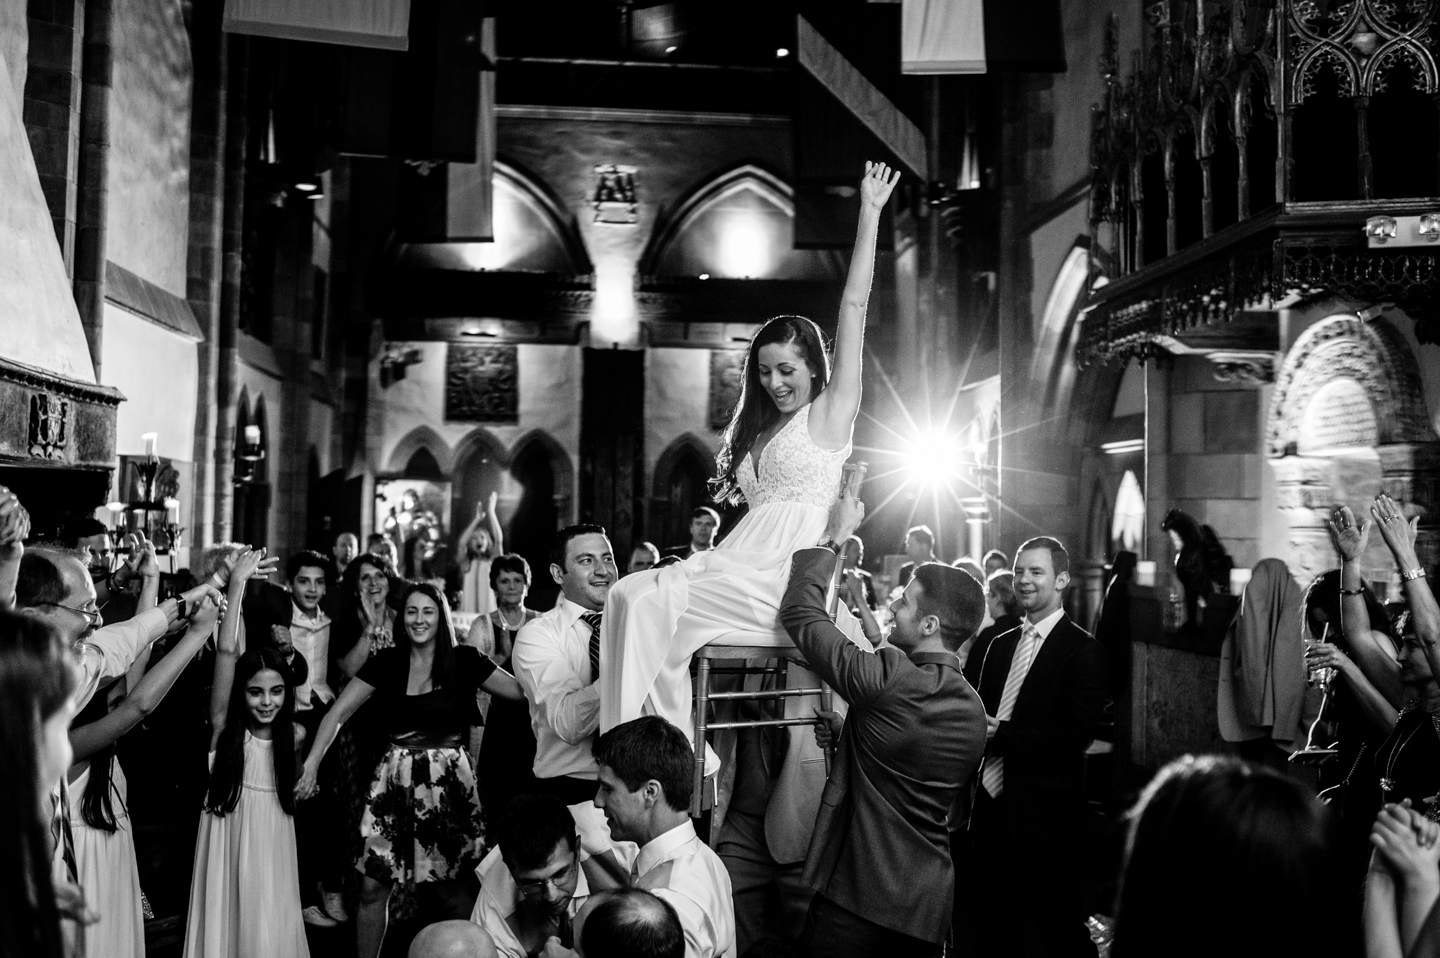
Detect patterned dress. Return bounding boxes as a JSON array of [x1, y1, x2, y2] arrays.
[[599, 402, 864, 735], [355, 645, 496, 889]]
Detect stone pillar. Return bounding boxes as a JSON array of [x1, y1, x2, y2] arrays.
[[1270, 455, 1336, 583], [73, 0, 113, 377], [22, 0, 86, 271], [1378, 442, 1440, 575], [185, 0, 228, 551], [214, 37, 248, 543]]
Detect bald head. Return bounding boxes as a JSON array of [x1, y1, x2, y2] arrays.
[[17, 549, 97, 644], [408, 921, 497, 958], [581, 888, 685, 958]]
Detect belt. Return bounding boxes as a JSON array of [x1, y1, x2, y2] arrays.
[[388, 730, 466, 750]]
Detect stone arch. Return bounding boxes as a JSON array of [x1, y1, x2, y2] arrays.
[[1267, 314, 1435, 457], [494, 159, 592, 273], [651, 433, 717, 547], [508, 428, 576, 524], [641, 163, 842, 280], [386, 424, 455, 476]]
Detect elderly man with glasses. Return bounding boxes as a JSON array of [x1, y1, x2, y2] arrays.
[[0, 488, 240, 711]]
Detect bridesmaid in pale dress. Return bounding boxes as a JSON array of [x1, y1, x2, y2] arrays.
[[599, 161, 900, 738], [183, 548, 308, 958], [69, 590, 221, 958]]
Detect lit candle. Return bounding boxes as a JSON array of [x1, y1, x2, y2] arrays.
[[1136, 561, 1157, 587], [164, 498, 180, 525], [142, 432, 158, 459], [244, 425, 261, 447], [105, 501, 124, 515]]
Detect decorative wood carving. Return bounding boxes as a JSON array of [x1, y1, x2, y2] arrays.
[[445, 345, 519, 424]]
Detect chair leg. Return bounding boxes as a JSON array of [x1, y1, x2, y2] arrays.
[[692, 657, 711, 817]]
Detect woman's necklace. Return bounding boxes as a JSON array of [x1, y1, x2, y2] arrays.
[[1379, 706, 1440, 795], [496, 605, 526, 631]]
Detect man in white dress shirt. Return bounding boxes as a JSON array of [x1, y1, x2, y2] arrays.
[[593, 717, 736, 958], [513, 524, 618, 806]]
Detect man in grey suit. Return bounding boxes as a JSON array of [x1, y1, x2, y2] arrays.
[[779, 494, 988, 958]]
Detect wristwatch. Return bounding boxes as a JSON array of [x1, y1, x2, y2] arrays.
[[1402, 568, 1428, 582], [815, 536, 841, 552], [175, 595, 189, 621]]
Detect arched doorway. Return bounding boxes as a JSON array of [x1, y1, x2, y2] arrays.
[[450, 427, 507, 582], [1267, 314, 1439, 585], [651, 434, 716, 550], [232, 392, 270, 548], [510, 440, 561, 610]]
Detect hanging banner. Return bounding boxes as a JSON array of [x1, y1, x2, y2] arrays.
[[223, 0, 411, 51], [900, 0, 1065, 74]]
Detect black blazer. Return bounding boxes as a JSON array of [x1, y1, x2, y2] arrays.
[[781, 548, 988, 944], [975, 613, 1107, 802]]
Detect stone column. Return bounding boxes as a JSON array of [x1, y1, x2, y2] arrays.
[[22, 0, 85, 270], [1378, 442, 1440, 575], [1270, 455, 1336, 583], [73, 0, 114, 377]]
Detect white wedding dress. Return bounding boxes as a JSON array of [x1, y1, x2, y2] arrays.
[[599, 403, 866, 739]]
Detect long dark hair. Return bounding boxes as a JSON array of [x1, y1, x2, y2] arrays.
[[1112, 755, 1346, 958], [1302, 569, 1395, 653], [0, 608, 78, 958], [204, 648, 297, 816], [75, 691, 118, 832], [711, 315, 831, 505], [395, 581, 458, 691]]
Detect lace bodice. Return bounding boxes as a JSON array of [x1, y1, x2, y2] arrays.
[[737, 404, 852, 509]]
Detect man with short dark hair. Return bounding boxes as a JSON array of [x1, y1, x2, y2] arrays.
[[513, 525, 618, 805], [629, 542, 661, 575], [593, 717, 735, 958], [582, 888, 686, 958], [896, 524, 937, 588], [663, 507, 721, 560], [970, 535, 1107, 958], [780, 495, 987, 958], [981, 548, 1009, 577], [471, 795, 595, 958], [60, 517, 143, 625]]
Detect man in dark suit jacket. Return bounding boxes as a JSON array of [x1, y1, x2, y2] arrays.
[[779, 495, 988, 958], [662, 505, 721, 560], [969, 536, 1107, 958]]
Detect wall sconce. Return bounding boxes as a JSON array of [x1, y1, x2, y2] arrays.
[[1420, 213, 1440, 242], [379, 345, 424, 388], [1364, 216, 1398, 244], [236, 424, 266, 484], [1136, 561, 1157, 587]]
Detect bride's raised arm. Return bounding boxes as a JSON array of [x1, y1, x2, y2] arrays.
[[811, 161, 901, 449]]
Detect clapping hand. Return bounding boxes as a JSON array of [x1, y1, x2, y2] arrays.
[[188, 590, 223, 631], [1328, 505, 1371, 562], [860, 161, 901, 212], [229, 547, 268, 586], [1372, 494, 1421, 562], [1371, 801, 1440, 887], [135, 530, 160, 579]]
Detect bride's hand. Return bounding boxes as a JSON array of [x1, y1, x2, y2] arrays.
[[824, 495, 866, 544], [860, 161, 901, 212]]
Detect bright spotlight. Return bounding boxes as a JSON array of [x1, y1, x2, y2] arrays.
[[902, 429, 967, 488], [775, 47, 790, 58]]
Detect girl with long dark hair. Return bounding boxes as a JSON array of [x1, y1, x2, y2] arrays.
[[298, 581, 525, 958], [182, 548, 309, 958], [598, 161, 900, 734], [68, 591, 221, 958], [0, 608, 81, 958]]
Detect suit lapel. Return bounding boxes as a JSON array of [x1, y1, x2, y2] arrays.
[[979, 626, 1022, 712]]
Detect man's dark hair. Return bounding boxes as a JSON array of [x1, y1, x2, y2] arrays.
[[982, 548, 1009, 569], [905, 525, 935, 550], [912, 562, 986, 651], [1015, 536, 1070, 577], [286, 550, 330, 583], [593, 716, 693, 812], [495, 794, 578, 872], [59, 517, 107, 546], [15, 552, 71, 609], [365, 532, 387, 549], [690, 506, 720, 527], [550, 524, 608, 569], [581, 889, 685, 958]]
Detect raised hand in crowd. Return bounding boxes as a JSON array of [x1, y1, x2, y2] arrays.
[[0, 484, 29, 608], [1366, 799, 1440, 958]]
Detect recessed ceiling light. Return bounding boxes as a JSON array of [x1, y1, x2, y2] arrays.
[[307, 191, 324, 200], [294, 181, 318, 193], [665, 45, 678, 54], [775, 47, 789, 58], [698, 273, 710, 280]]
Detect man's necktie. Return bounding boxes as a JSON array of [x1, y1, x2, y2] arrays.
[[981, 622, 1043, 798], [52, 782, 78, 884], [582, 611, 603, 684]]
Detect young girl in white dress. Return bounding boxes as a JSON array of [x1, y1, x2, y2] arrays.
[[458, 491, 504, 615], [183, 548, 309, 958], [69, 590, 222, 958], [599, 161, 900, 739]]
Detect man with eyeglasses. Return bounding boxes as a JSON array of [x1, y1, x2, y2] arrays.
[[471, 795, 612, 958], [0, 492, 232, 711]]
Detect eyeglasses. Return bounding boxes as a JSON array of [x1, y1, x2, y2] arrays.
[[515, 858, 578, 896], [38, 602, 103, 631]]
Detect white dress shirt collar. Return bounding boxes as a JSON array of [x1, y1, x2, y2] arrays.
[[1024, 605, 1066, 640], [635, 820, 698, 879]]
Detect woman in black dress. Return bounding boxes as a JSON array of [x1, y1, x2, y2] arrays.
[[464, 553, 541, 814], [299, 581, 525, 958]]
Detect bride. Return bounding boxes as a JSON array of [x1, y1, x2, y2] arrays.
[[599, 161, 900, 740]]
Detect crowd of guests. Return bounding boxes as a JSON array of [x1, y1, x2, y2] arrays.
[[2, 481, 1438, 958]]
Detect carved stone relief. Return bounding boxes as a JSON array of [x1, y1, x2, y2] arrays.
[[445, 345, 519, 424]]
